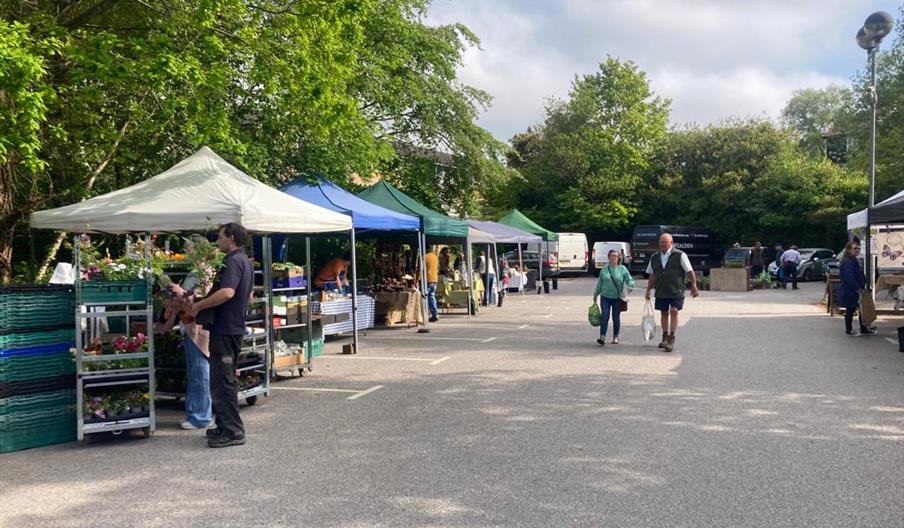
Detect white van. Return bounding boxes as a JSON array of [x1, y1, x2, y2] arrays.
[[556, 233, 589, 274], [592, 241, 632, 275]]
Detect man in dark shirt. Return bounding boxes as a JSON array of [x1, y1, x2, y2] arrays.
[[188, 223, 253, 447]]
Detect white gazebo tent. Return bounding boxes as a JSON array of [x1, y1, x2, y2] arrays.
[[846, 188, 904, 299], [31, 146, 352, 234], [31, 146, 354, 392]]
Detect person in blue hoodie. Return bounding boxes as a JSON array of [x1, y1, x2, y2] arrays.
[[593, 249, 635, 346], [838, 241, 877, 337]]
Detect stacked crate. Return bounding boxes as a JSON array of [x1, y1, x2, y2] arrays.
[[0, 286, 77, 453]]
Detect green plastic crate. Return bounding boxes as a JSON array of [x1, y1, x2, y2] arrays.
[[0, 413, 76, 453], [304, 337, 324, 358], [0, 390, 75, 416], [0, 329, 75, 349], [78, 280, 148, 304], [0, 354, 75, 383], [0, 406, 75, 431]]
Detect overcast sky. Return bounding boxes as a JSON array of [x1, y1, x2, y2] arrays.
[[426, 0, 899, 142]]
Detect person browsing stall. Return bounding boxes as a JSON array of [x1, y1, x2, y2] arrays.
[[425, 246, 440, 322], [187, 223, 254, 448], [838, 241, 877, 337], [314, 252, 352, 291]]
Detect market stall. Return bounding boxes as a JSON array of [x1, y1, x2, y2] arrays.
[[468, 220, 542, 295], [847, 188, 904, 300], [498, 209, 559, 293], [31, 146, 352, 440], [280, 178, 421, 351], [358, 181, 472, 319]]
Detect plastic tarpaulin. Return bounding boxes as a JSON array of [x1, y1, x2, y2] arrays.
[[497, 209, 559, 241], [281, 178, 419, 232], [31, 147, 352, 234], [357, 181, 468, 240], [468, 220, 542, 244]]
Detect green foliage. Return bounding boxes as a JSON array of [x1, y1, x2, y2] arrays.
[[512, 57, 670, 233], [782, 85, 855, 160], [1, 0, 510, 283]]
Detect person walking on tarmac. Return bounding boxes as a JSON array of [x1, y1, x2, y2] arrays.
[[645, 233, 699, 353]]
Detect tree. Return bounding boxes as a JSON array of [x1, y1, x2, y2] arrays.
[[512, 57, 670, 233], [781, 85, 855, 162]]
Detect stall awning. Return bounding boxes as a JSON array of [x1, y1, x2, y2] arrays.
[[30, 147, 353, 234], [469, 220, 542, 244], [847, 188, 904, 229], [357, 181, 469, 240], [497, 209, 559, 241], [468, 227, 498, 244], [282, 178, 420, 232]]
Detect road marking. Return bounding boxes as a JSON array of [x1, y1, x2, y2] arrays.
[[271, 386, 358, 393], [519, 324, 529, 329], [543, 314, 553, 318], [886, 338, 898, 346], [429, 356, 451, 365], [363, 335, 490, 342], [347, 385, 384, 400], [324, 355, 445, 363], [482, 337, 497, 343]]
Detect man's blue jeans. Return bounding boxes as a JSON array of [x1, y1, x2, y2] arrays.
[[427, 282, 438, 319], [184, 336, 212, 427], [482, 273, 496, 305]]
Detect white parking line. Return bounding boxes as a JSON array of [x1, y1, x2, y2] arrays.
[[519, 324, 529, 329], [363, 336, 490, 342], [347, 385, 384, 400], [482, 337, 497, 343], [324, 355, 444, 363], [886, 338, 898, 346], [429, 356, 451, 365], [543, 314, 553, 318], [271, 386, 358, 393]]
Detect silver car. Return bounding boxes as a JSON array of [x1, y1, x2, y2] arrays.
[[768, 248, 835, 281]]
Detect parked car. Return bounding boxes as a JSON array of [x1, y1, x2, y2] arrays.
[[768, 248, 835, 281], [592, 241, 632, 275], [557, 233, 589, 275], [503, 250, 558, 277], [722, 247, 753, 268]]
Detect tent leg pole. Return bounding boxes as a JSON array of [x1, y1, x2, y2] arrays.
[[466, 242, 474, 317], [351, 229, 359, 353], [306, 237, 313, 372], [518, 245, 524, 296]]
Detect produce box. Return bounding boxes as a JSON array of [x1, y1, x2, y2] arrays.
[[273, 276, 306, 289]]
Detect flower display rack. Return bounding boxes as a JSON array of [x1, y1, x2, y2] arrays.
[[73, 234, 156, 442]]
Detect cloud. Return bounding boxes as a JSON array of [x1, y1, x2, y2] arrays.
[[426, 0, 891, 140]]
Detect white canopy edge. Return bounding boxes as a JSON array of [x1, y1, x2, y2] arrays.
[[847, 188, 904, 230], [31, 147, 352, 234]]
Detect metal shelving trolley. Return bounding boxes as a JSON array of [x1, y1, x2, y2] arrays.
[[74, 234, 155, 441]]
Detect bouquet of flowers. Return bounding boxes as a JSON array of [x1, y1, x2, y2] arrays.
[[182, 235, 223, 296]]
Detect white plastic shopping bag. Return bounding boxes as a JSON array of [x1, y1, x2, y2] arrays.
[[641, 299, 657, 342]]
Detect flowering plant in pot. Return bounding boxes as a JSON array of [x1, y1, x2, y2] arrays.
[[84, 396, 111, 422]]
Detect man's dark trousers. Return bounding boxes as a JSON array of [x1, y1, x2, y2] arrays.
[[209, 334, 244, 438]]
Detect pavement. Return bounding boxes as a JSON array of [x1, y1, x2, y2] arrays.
[[1, 277, 902, 528]]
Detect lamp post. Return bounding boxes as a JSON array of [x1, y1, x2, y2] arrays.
[[856, 11, 894, 298]]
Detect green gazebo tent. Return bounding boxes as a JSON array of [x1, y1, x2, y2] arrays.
[[498, 209, 558, 288]]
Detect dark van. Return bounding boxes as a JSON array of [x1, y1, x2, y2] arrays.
[[630, 225, 715, 276]]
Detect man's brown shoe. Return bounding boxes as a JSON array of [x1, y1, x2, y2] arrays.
[[658, 334, 669, 348], [663, 334, 675, 353]]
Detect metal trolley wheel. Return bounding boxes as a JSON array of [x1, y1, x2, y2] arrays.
[[245, 395, 259, 406]]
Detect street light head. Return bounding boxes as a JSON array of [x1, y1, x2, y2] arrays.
[[856, 27, 879, 50], [864, 11, 894, 40]]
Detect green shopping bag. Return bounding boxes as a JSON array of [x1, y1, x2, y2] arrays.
[[588, 302, 601, 327]]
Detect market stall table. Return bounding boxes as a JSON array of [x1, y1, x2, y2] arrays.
[[373, 290, 423, 327], [439, 279, 483, 314]]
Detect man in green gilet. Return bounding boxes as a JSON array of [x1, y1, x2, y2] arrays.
[[644, 233, 699, 352]]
